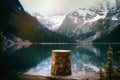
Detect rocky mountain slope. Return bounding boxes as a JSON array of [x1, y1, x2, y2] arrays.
[[0, 0, 74, 43], [57, 0, 120, 42]]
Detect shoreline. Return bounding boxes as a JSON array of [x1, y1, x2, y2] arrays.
[[19, 71, 99, 80]]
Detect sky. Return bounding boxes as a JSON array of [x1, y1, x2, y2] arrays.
[[19, 0, 104, 15]]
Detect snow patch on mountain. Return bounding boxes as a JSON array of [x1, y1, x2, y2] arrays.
[[84, 11, 108, 24], [47, 15, 66, 31], [33, 13, 66, 31]]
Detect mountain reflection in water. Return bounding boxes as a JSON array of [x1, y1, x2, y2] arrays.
[[2, 43, 120, 75]]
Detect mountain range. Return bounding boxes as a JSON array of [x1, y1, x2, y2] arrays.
[[57, 2, 120, 42], [1, 0, 120, 43], [0, 0, 74, 43], [31, 0, 120, 43]]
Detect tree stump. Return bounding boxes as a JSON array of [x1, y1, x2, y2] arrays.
[[51, 50, 71, 76]]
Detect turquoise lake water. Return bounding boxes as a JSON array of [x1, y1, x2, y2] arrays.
[[1, 43, 120, 76]]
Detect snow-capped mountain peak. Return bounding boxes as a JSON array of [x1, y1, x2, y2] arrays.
[[67, 8, 108, 25], [57, 3, 120, 42], [32, 0, 120, 42], [84, 11, 108, 24]]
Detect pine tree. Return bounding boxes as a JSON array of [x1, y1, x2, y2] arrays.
[[105, 45, 114, 80], [99, 66, 104, 80], [117, 51, 120, 72]]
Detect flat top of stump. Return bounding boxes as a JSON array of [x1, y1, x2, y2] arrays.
[[52, 50, 71, 53]]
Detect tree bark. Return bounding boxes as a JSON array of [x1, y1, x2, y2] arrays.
[[51, 50, 71, 76]]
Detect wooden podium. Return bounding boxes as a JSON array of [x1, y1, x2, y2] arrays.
[[51, 50, 71, 76]]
